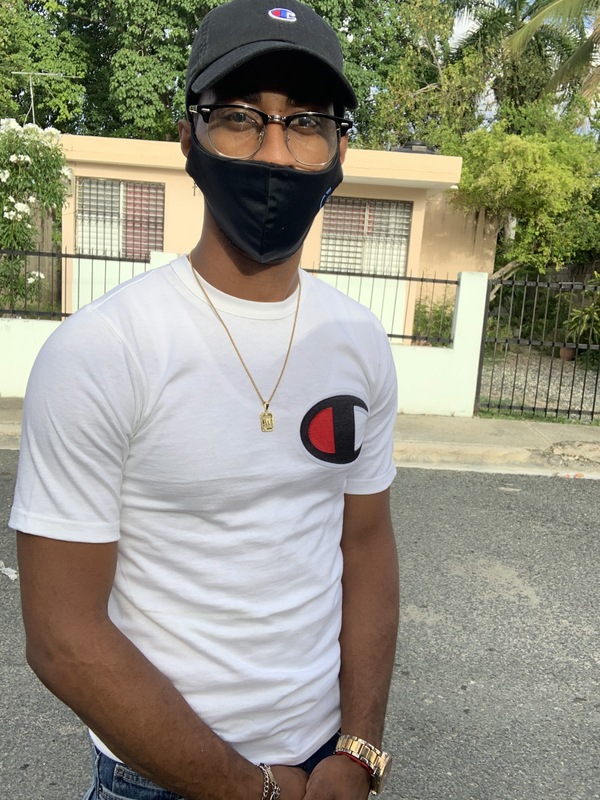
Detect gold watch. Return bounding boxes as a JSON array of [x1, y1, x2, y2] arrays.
[[335, 734, 392, 794]]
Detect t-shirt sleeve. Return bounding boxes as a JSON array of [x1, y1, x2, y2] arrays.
[[344, 328, 397, 495], [9, 308, 142, 542]]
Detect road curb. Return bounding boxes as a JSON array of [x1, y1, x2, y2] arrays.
[[394, 442, 533, 465], [0, 425, 20, 450], [393, 441, 600, 479]]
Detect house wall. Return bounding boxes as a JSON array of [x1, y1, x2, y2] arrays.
[[420, 193, 498, 279], [60, 134, 464, 277], [59, 134, 468, 332], [61, 137, 200, 258]]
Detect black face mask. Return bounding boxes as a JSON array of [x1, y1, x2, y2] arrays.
[[185, 132, 344, 264]]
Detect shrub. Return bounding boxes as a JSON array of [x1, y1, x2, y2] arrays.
[[0, 119, 70, 309], [412, 299, 454, 344]]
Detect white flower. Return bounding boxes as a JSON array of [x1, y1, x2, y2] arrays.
[[0, 118, 22, 133], [61, 166, 72, 177], [27, 270, 45, 284], [8, 153, 32, 165], [0, 170, 9, 183], [14, 202, 30, 215], [3, 210, 16, 220], [28, 195, 36, 203]]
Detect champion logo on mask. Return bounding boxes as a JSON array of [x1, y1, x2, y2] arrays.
[[268, 8, 297, 21]]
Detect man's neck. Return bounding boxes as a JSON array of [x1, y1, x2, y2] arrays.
[[189, 218, 302, 302]]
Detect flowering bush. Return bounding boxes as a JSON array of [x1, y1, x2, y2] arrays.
[[0, 119, 70, 308]]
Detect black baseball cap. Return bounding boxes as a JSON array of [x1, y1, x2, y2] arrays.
[[186, 0, 357, 109]]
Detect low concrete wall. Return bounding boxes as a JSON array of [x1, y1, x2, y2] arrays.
[[1, 319, 61, 398], [392, 271, 488, 417], [0, 272, 488, 416]]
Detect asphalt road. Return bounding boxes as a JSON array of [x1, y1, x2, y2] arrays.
[[1, 450, 598, 800]]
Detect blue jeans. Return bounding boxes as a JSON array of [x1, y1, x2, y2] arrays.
[[83, 733, 339, 799]]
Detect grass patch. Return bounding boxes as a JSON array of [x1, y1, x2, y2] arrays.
[[477, 407, 600, 426]]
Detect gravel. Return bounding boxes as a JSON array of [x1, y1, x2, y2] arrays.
[[479, 350, 600, 421]]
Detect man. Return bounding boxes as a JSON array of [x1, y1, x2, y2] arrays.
[[9, 1, 399, 798]]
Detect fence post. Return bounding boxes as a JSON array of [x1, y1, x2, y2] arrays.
[[473, 277, 492, 414], [453, 271, 489, 415]]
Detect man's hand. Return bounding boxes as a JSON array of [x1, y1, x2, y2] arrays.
[[303, 755, 371, 800], [271, 765, 309, 800]]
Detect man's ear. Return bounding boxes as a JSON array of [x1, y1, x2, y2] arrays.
[[179, 119, 192, 158], [339, 134, 349, 165]]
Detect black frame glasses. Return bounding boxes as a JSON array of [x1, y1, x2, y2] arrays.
[[188, 103, 353, 166]]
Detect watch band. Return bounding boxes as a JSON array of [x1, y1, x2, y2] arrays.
[[335, 734, 392, 795]]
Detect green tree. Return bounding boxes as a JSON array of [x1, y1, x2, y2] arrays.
[[507, 1, 600, 99], [363, 0, 600, 276], [33, 0, 212, 140], [306, 0, 414, 135], [0, 0, 87, 130], [360, 0, 580, 148], [355, 0, 487, 148], [452, 101, 600, 276], [451, 0, 578, 122], [1, 0, 411, 141]]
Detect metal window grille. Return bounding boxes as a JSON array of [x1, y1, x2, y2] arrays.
[[123, 181, 165, 260], [320, 197, 412, 276], [76, 178, 165, 259], [76, 179, 122, 256]]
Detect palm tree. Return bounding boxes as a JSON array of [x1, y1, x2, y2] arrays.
[[507, 0, 600, 99], [451, 0, 578, 111]]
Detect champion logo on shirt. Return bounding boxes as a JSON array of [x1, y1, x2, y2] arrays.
[[300, 395, 368, 465], [268, 8, 297, 22]]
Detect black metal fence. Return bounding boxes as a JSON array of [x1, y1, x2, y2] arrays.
[[478, 275, 600, 421], [306, 268, 457, 345], [17, 247, 600, 420], [0, 248, 64, 319], [0, 248, 152, 319], [1, 248, 458, 345], [394, 274, 457, 346], [14, 248, 600, 421]]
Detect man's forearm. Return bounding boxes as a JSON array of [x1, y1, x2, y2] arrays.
[[29, 616, 262, 800], [338, 523, 399, 745], [303, 508, 399, 800]]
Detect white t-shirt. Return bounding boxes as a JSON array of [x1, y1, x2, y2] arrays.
[[10, 256, 397, 765]]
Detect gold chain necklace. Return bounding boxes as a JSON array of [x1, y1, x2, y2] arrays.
[[190, 261, 301, 432]]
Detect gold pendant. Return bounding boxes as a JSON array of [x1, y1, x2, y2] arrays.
[[260, 405, 274, 432]]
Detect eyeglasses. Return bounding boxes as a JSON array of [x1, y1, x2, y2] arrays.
[[188, 103, 353, 167]]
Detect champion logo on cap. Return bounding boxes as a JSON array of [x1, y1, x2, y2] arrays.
[[268, 8, 297, 21]]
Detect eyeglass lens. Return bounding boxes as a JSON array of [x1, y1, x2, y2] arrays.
[[201, 106, 338, 166]]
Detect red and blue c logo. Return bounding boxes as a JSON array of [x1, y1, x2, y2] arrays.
[[268, 8, 297, 21]]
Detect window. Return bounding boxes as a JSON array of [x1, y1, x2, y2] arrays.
[[76, 178, 165, 259], [320, 197, 412, 276]]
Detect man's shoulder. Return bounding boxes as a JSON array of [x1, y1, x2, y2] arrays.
[[302, 270, 388, 329], [37, 257, 188, 364], [87, 257, 185, 316]]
